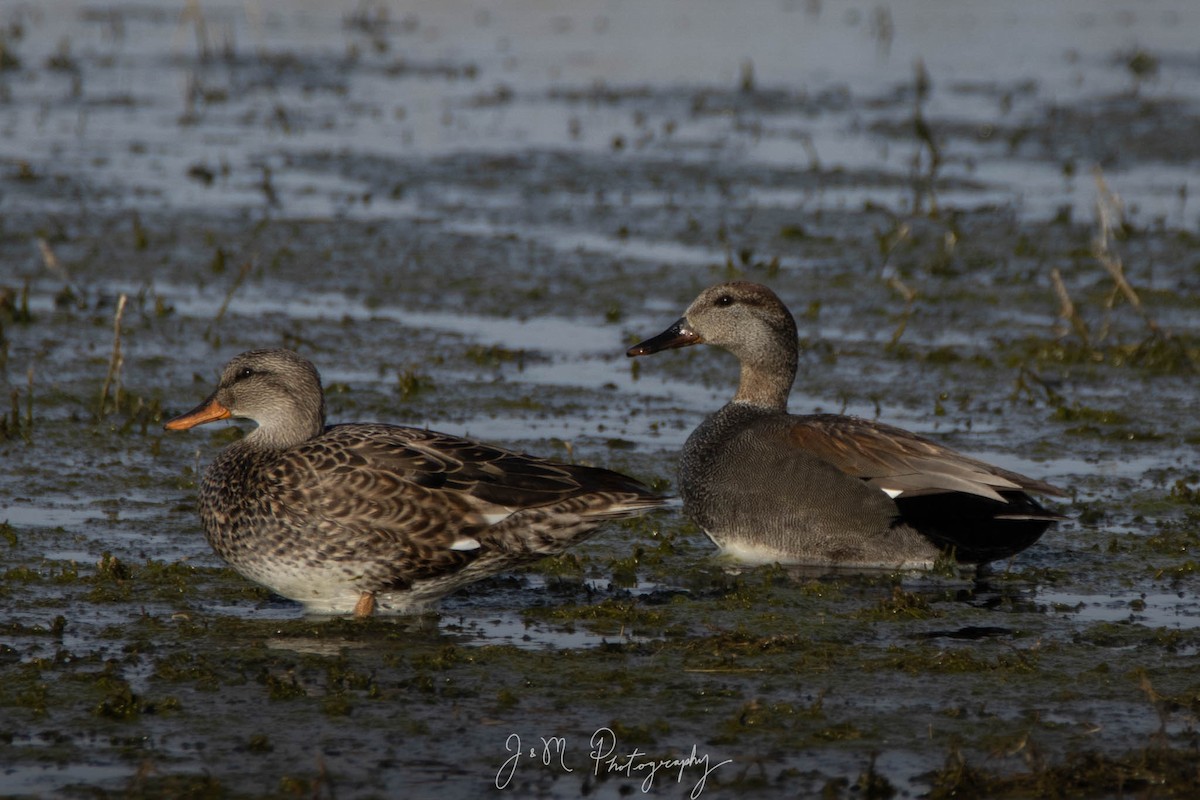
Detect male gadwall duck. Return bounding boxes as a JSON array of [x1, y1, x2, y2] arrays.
[[627, 282, 1065, 568], [165, 348, 666, 616]]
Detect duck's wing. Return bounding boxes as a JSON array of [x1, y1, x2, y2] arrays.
[[787, 414, 1067, 503], [274, 424, 663, 582], [327, 424, 664, 510]]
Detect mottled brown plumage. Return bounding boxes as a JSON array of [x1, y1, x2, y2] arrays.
[[627, 281, 1066, 567], [166, 349, 666, 615]]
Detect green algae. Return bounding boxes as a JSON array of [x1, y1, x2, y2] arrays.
[[1167, 479, 1200, 506], [524, 597, 669, 637], [1007, 333, 1198, 376], [857, 585, 944, 620]]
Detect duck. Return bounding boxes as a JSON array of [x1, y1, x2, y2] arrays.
[[164, 348, 666, 616], [626, 281, 1066, 568]]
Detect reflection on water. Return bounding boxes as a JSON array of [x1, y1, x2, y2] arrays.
[[443, 612, 639, 651], [1037, 588, 1200, 632]]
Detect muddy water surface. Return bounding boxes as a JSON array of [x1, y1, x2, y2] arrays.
[[2, 1, 1199, 798]]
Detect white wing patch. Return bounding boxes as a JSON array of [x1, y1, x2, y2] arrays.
[[871, 471, 1013, 503], [449, 537, 482, 551]]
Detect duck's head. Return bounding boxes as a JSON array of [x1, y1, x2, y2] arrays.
[[165, 348, 326, 448], [629, 280, 797, 362]]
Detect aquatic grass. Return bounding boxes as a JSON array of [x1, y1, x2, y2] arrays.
[[855, 754, 899, 800], [526, 551, 588, 578], [523, 597, 669, 637], [1166, 479, 1200, 506], [0, 618, 65, 638], [1050, 267, 1090, 344], [885, 274, 917, 348], [1028, 173, 1198, 377], [276, 764, 337, 800], [872, 641, 1038, 675], [0, 279, 32, 325], [910, 60, 943, 218], [152, 651, 224, 691], [243, 733, 274, 753], [1092, 172, 1165, 340], [96, 293, 128, 419], [1, 385, 23, 441], [396, 365, 433, 399], [0, 666, 49, 717], [856, 585, 943, 621], [180, 0, 217, 64], [717, 246, 782, 282], [263, 669, 308, 701], [1124, 48, 1161, 95], [130, 211, 148, 250], [1008, 335, 1198, 374], [91, 675, 154, 720], [463, 343, 526, 369], [37, 236, 74, 291]]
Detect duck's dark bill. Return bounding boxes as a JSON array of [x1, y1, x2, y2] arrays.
[[164, 397, 232, 431], [626, 318, 703, 357]]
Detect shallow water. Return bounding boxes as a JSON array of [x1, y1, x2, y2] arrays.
[[2, 1, 1200, 798]]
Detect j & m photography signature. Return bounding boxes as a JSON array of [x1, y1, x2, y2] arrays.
[[496, 727, 732, 798]]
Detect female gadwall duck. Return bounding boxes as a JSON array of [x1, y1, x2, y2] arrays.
[[627, 282, 1065, 568], [165, 348, 666, 616]]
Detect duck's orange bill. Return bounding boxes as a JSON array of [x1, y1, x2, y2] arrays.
[[164, 398, 231, 431]]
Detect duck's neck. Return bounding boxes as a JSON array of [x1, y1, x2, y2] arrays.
[[732, 352, 796, 412], [243, 406, 325, 451]]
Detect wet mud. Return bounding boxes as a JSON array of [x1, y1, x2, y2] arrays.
[[2, 2, 1199, 798]]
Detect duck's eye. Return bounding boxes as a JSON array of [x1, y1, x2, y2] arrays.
[[236, 367, 255, 381], [715, 294, 735, 307]]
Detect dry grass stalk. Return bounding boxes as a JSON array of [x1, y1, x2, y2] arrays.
[[1092, 169, 1161, 338], [98, 293, 128, 416], [886, 275, 917, 347], [1049, 268, 1090, 344], [911, 60, 941, 218], [178, 0, 212, 61], [37, 237, 69, 283]]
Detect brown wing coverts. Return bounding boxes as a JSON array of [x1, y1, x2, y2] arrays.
[[788, 414, 1067, 500]]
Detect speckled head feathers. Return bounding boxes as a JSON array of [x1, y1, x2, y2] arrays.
[[682, 282, 797, 360], [166, 349, 326, 448], [629, 282, 799, 409]]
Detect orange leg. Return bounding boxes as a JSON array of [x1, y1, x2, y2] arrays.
[[353, 591, 376, 618]]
